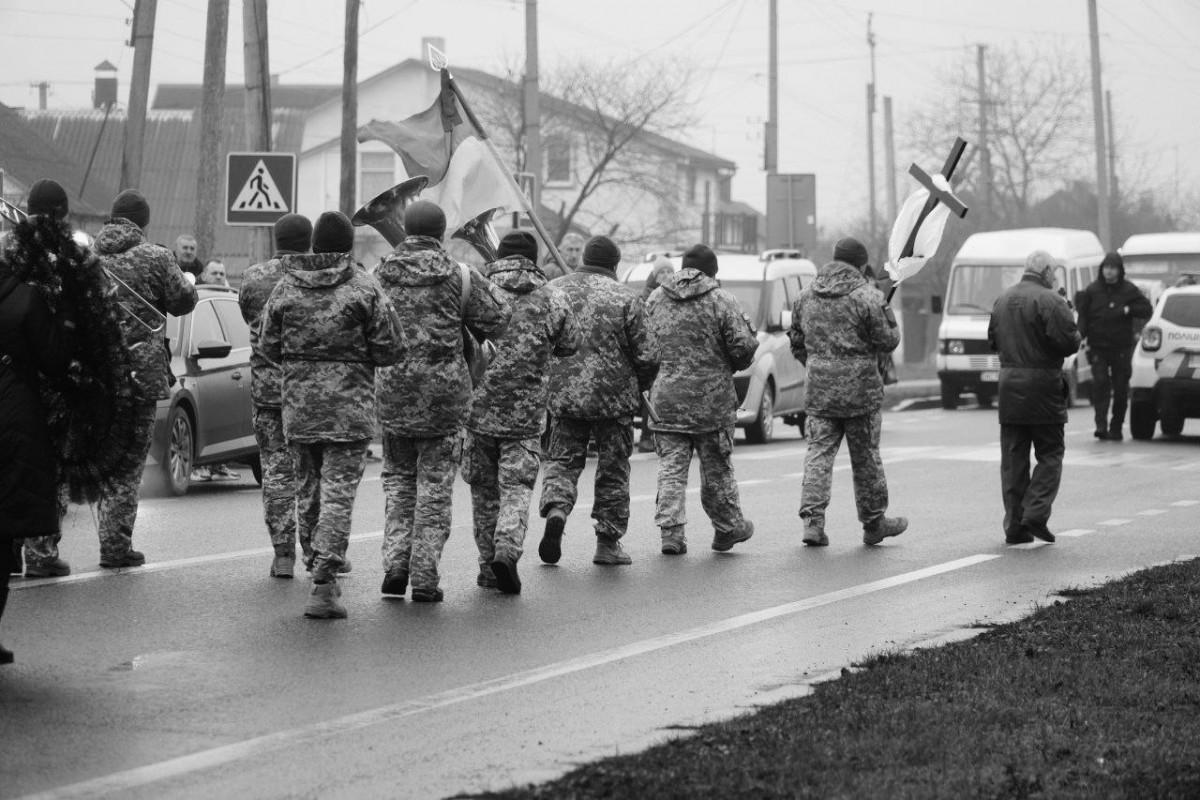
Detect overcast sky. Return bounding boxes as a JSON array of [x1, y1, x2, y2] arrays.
[[2, 0, 1198, 232]]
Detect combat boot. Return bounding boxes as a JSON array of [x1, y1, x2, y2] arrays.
[[337, 557, 353, 574], [411, 587, 444, 603], [1025, 521, 1056, 543], [863, 516, 908, 546], [381, 567, 409, 596], [476, 564, 498, 589], [1108, 423, 1124, 441], [490, 557, 522, 595], [24, 557, 71, 578], [539, 507, 567, 564], [1005, 525, 1034, 545], [99, 549, 146, 569], [593, 536, 632, 565], [712, 519, 754, 552], [802, 526, 829, 547], [660, 525, 687, 555], [270, 552, 296, 579], [304, 581, 348, 619]]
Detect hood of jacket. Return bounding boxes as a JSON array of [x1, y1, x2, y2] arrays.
[[812, 260, 869, 297], [281, 252, 357, 289], [659, 267, 719, 301], [93, 218, 146, 255], [374, 235, 457, 287], [486, 255, 546, 294]]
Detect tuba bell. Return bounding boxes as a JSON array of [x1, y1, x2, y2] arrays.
[[452, 207, 502, 263], [351, 176, 429, 247]]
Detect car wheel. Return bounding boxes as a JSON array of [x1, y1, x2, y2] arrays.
[[940, 381, 958, 410], [164, 405, 194, 496], [1160, 408, 1185, 437], [249, 456, 263, 486], [1130, 400, 1156, 440], [745, 384, 775, 444]]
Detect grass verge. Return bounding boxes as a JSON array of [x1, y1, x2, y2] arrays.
[[474, 558, 1200, 799]]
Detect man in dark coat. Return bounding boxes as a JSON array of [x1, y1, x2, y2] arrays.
[[988, 250, 1083, 545], [1075, 251, 1152, 441], [645, 245, 758, 555]]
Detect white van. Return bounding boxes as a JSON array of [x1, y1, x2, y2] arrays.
[[935, 228, 1102, 410], [1119, 232, 1200, 307]]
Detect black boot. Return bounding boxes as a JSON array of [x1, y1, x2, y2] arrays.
[[0, 585, 10, 664]]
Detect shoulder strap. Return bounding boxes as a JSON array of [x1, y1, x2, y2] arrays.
[[458, 263, 471, 321]]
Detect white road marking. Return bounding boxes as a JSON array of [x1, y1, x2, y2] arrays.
[[1170, 500, 1200, 507], [1057, 529, 1096, 538], [1137, 509, 1168, 516], [1098, 519, 1132, 526], [1170, 461, 1200, 472], [19, 554, 998, 800]]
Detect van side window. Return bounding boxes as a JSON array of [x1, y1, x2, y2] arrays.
[[783, 276, 803, 306]]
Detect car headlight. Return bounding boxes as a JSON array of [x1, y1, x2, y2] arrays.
[[1141, 326, 1161, 352], [939, 339, 965, 355]]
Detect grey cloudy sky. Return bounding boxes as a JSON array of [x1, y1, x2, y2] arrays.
[[2, 0, 1197, 232]]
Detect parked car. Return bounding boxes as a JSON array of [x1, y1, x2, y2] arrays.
[[625, 249, 817, 443], [1129, 282, 1200, 439], [144, 284, 260, 495]]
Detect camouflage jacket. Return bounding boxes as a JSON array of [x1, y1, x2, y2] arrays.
[[788, 260, 899, 417], [646, 268, 759, 433], [374, 236, 510, 437], [469, 256, 579, 438], [238, 253, 297, 408], [262, 253, 404, 442], [93, 219, 197, 402], [546, 265, 657, 420]]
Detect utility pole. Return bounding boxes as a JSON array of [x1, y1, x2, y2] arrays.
[[523, 0, 542, 216], [194, 0, 229, 262], [1087, 0, 1111, 249], [764, 0, 778, 174], [339, 0, 359, 219], [243, 0, 272, 266], [29, 81, 49, 110], [121, 0, 158, 192], [883, 96, 897, 224], [977, 44, 991, 220], [865, 13, 877, 242], [1106, 88, 1118, 236]]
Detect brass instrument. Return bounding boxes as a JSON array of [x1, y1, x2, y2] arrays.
[[351, 176, 429, 247], [452, 207, 502, 263]]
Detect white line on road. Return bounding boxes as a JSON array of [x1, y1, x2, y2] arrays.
[[1137, 509, 1168, 516], [19, 554, 999, 800], [1098, 519, 1133, 526], [1170, 500, 1200, 507], [1056, 529, 1096, 538]]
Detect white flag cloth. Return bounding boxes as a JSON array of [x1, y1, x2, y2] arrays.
[[414, 137, 525, 235], [883, 173, 953, 284]]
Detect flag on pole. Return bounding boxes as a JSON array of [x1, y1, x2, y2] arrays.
[[883, 173, 954, 284], [357, 70, 524, 234]]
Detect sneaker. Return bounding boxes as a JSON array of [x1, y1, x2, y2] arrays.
[[411, 587, 444, 603], [476, 565, 498, 589], [210, 464, 240, 481], [270, 554, 296, 579], [381, 567, 409, 596], [802, 527, 829, 547], [593, 536, 632, 565], [24, 558, 71, 578], [539, 508, 567, 564], [712, 519, 754, 552], [1005, 526, 1035, 545], [490, 557, 522, 594], [661, 526, 687, 555], [99, 550, 146, 569], [190, 466, 212, 482], [863, 516, 908, 546], [304, 581, 348, 619], [1025, 521, 1057, 543]]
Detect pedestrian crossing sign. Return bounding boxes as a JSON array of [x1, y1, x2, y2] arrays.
[[226, 152, 296, 226]]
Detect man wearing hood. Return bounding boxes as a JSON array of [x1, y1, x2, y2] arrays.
[[262, 211, 405, 618], [239, 213, 313, 579], [537, 235, 658, 567], [645, 245, 758, 555], [788, 237, 906, 548], [1075, 251, 1152, 441], [373, 200, 511, 603], [636, 256, 676, 453], [94, 189, 197, 569], [463, 230, 579, 594]]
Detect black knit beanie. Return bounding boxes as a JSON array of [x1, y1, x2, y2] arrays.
[[111, 189, 150, 229], [404, 200, 447, 241], [1100, 251, 1124, 270], [312, 211, 355, 254], [833, 237, 869, 269], [583, 235, 621, 270], [274, 213, 313, 253], [497, 230, 538, 262], [682, 244, 719, 278], [27, 179, 69, 219]]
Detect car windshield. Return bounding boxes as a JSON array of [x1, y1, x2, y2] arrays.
[[1160, 294, 1200, 328], [945, 264, 1066, 314], [1123, 255, 1200, 285], [718, 281, 764, 325]]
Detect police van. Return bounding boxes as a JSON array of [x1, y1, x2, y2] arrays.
[[935, 228, 1102, 410], [1129, 281, 1200, 439], [1119, 231, 1200, 308]]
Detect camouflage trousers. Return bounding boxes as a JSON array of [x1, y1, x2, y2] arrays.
[[380, 432, 461, 592], [799, 411, 889, 532], [654, 428, 745, 535], [252, 407, 306, 558], [97, 403, 158, 563], [22, 487, 69, 568], [294, 439, 369, 583], [463, 432, 541, 565], [539, 416, 633, 540]]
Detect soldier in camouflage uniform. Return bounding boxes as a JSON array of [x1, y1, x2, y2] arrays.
[[463, 231, 578, 594], [94, 190, 198, 568], [788, 237, 906, 547], [261, 212, 404, 618], [538, 235, 657, 566], [238, 213, 312, 579], [645, 245, 758, 555], [374, 201, 510, 603]]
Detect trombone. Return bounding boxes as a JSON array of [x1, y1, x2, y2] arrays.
[[0, 195, 165, 336]]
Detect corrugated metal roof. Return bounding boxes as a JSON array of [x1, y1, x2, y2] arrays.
[[153, 83, 342, 111], [0, 102, 111, 218]]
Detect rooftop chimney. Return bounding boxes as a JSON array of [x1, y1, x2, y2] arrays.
[[93, 60, 117, 110]]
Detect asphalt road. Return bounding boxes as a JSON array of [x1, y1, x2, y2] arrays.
[[3, 404, 1198, 799]]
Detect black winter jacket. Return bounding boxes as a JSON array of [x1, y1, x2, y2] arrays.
[[1075, 271, 1152, 350]]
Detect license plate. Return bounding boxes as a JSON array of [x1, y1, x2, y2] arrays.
[[981, 371, 999, 382]]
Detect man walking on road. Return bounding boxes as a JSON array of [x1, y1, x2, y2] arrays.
[[1075, 251, 1152, 441], [538, 235, 657, 567], [988, 250, 1083, 545], [788, 237, 906, 548], [644, 245, 758, 555]]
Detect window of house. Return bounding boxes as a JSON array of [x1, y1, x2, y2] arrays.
[[359, 151, 395, 204], [546, 135, 571, 184]]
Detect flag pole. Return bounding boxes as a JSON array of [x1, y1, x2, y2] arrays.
[[445, 72, 567, 272]]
